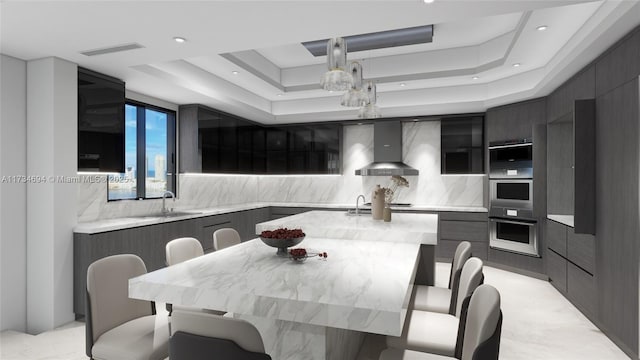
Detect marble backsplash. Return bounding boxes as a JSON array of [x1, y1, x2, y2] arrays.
[[77, 122, 484, 222]]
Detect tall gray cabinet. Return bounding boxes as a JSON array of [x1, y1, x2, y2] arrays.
[[544, 25, 640, 358]]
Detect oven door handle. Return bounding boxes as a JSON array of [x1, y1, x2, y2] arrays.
[[489, 218, 537, 226]]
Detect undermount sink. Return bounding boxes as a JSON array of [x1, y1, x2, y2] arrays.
[[346, 208, 372, 216]]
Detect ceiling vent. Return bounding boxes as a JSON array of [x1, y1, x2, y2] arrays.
[[80, 43, 144, 57], [302, 25, 433, 57]]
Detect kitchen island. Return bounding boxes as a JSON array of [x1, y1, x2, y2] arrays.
[[129, 211, 438, 360], [257, 210, 439, 286]]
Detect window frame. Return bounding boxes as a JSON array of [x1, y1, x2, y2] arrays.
[[107, 100, 176, 201]]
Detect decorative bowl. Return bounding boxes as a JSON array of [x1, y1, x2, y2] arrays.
[[259, 236, 305, 256], [288, 248, 308, 263]]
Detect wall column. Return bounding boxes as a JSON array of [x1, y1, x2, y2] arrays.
[[26, 57, 77, 333], [0, 55, 28, 332]]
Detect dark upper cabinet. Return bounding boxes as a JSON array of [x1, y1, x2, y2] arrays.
[[311, 125, 341, 174], [77, 67, 125, 172], [252, 128, 267, 173], [218, 116, 238, 172], [441, 116, 484, 174], [180, 104, 342, 174], [199, 107, 221, 173]]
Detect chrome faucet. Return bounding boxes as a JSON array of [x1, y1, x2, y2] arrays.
[[356, 194, 366, 215], [162, 191, 175, 214]]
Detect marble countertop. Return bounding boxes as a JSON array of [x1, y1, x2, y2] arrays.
[[129, 237, 419, 336], [547, 214, 575, 227], [256, 210, 438, 245], [75, 201, 485, 234]]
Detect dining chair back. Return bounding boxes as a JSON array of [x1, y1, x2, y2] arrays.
[[166, 237, 204, 266], [213, 228, 242, 251], [86, 254, 169, 360], [170, 310, 271, 360], [449, 241, 472, 289], [460, 284, 502, 360], [453, 257, 484, 317]]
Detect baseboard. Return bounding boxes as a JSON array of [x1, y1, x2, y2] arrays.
[[484, 261, 549, 281]]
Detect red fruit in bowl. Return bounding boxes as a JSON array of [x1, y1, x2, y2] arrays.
[[261, 228, 305, 239]]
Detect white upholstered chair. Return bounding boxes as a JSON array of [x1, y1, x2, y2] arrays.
[[165, 237, 224, 316], [213, 228, 242, 251], [379, 284, 502, 360], [85, 254, 169, 360], [165, 237, 204, 266], [386, 257, 484, 357], [170, 310, 272, 360], [413, 241, 471, 314]]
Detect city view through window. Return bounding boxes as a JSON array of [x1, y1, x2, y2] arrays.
[[108, 104, 170, 200]]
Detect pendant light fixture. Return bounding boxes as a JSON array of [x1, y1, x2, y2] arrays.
[[320, 38, 354, 91], [340, 61, 369, 107], [358, 81, 382, 118]]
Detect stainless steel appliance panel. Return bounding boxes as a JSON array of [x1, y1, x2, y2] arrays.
[[489, 217, 539, 257], [489, 142, 533, 179], [489, 179, 533, 210]]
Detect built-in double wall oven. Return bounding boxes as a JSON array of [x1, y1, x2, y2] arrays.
[[488, 140, 539, 257]]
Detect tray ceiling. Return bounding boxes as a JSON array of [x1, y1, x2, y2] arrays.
[[2, 0, 640, 124]]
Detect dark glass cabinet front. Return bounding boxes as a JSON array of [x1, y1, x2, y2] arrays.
[[441, 116, 484, 174], [77, 68, 125, 172], [189, 105, 342, 174]]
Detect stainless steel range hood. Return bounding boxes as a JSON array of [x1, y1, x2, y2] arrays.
[[356, 121, 419, 176]]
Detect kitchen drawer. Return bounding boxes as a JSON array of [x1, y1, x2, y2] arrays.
[[547, 249, 567, 293], [199, 214, 233, 251], [567, 262, 597, 318], [437, 239, 488, 260], [438, 212, 488, 222], [440, 220, 488, 242], [269, 207, 311, 220], [547, 219, 567, 257], [567, 229, 595, 275]]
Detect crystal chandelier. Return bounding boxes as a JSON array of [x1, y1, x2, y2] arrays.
[[320, 38, 354, 91], [358, 81, 382, 118], [340, 61, 369, 107]]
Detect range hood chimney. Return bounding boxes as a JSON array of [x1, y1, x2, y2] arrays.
[[356, 121, 419, 176]]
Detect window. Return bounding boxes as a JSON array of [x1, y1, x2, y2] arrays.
[[108, 101, 176, 201]]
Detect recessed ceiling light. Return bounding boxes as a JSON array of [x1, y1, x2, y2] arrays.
[[399, 83, 406, 87], [277, 94, 283, 97], [357, 122, 363, 125], [513, 63, 521, 68], [472, 76, 479, 80], [536, 25, 548, 31], [423, 0, 435, 3], [413, 119, 419, 122], [232, 71, 239, 75], [329, 90, 334, 93], [173, 37, 186, 43]]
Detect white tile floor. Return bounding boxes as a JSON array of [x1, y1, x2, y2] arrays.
[[0, 264, 631, 360]]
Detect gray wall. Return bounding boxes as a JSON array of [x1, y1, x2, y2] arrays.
[[0, 54, 27, 332]]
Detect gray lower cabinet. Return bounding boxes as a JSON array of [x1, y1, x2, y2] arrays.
[[567, 262, 597, 318], [74, 208, 272, 317], [269, 207, 311, 219], [200, 213, 233, 252], [437, 212, 488, 260], [567, 228, 595, 275], [547, 248, 567, 292], [546, 219, 597, 320], [547, 219, 567, 257], [74, 218, 200, 317]]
